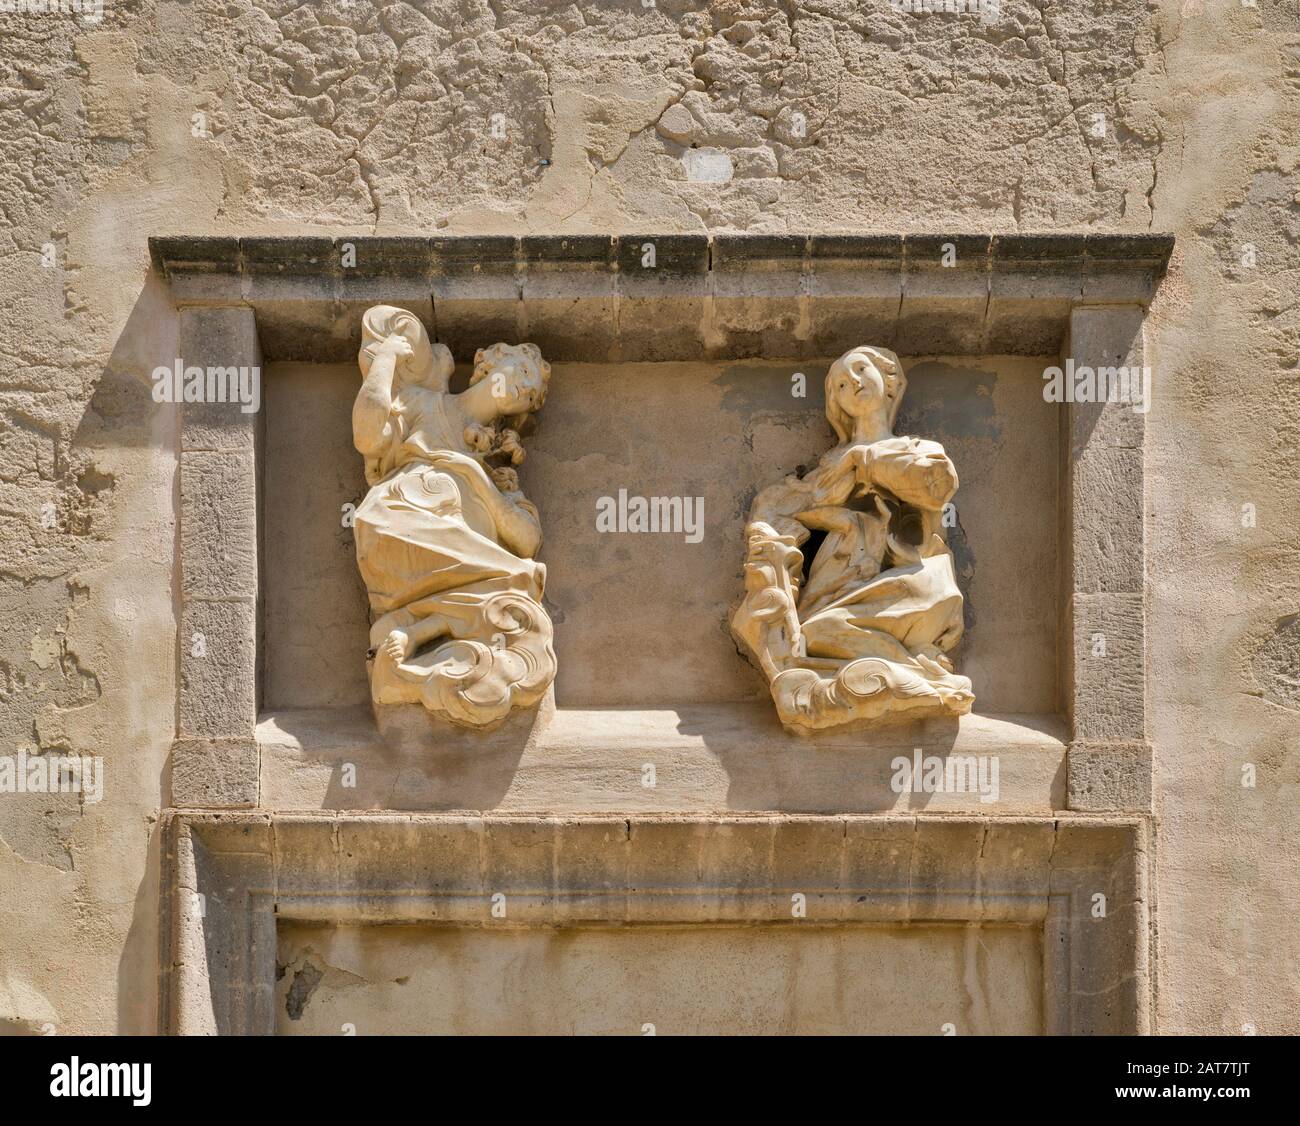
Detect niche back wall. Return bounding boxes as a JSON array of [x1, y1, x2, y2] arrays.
[[261, 354, 1058, 717]]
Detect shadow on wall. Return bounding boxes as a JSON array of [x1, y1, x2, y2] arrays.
[[676, 704, 964, 812], [45, 275, 185, 1034]]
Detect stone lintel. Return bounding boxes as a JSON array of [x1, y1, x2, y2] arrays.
[[163, 812, 1148, 1035], [149, 233, 1174, 362]]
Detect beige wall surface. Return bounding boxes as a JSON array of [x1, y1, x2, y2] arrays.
[[0, 1, 1295, 1034], [276, 922, 1043, 1036]]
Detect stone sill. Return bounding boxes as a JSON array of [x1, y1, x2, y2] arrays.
[[255, 702, 1067, 815], [149, 232, 1174, 361]]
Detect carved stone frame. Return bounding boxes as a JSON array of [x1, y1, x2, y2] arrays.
[[151, 233, 1169, 1035], [152, 232, 1168, 815], [161, 812, 1149, 1035]]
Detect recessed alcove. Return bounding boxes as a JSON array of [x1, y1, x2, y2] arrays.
[[257, 350, 1066, 812], [154, 234, 1166, 1035], [274, 920, 1043, 1035], [263, 354, 1058, 714]]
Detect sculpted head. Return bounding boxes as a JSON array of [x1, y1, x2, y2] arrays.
[[824, 346, 906, 442], [471, 342, 551, 422], [359, 305, 453, 390]]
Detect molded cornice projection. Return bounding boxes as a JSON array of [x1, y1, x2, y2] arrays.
[[148, 232, 1174, 363]]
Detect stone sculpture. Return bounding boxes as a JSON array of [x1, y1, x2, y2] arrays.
[[352, 305, 555, 728], [732, 346, 974, 731]]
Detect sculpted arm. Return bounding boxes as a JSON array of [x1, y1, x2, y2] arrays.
[[490, 491, 544, 559], [353, 336, 411, 458], [748, 476, 822, 543], [859, 439, 958, 511]]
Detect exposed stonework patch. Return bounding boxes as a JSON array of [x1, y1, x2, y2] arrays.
[[1252, 613, 1300, 712], [281, 956, 324, 1021]]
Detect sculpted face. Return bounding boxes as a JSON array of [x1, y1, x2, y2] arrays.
[[476, 344, 550, 417], [830, 348, 890, 419], [493, 356, 546, 415]]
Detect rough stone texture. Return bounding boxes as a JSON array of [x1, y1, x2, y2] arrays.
[[1069, 592, 1145, 743], [1068, 741, 1153, 812], [179, 450, 259, 600], [178, 305, 262, 453], [169, 737, 259, 809], [171, 303, 262, 810], [178, 598, 257, 738], [1252, 612, 1300, 713], [0, 0, 1295, 1034]]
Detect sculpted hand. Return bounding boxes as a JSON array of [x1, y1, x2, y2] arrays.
[[911, 461, 956, 509], [853, 438, 957, 510], [375, 333, 415, 367], [809, 447, 865, 506], [496, 429, 525, 465], [850, 443, 880, 474], [490, 465, 521, 493]]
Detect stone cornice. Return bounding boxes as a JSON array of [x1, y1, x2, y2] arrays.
[[150, 231, 1173, 278], [149, 232, 1173, 361]]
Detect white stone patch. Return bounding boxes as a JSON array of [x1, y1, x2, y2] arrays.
[[682, 148, 733, 184], [29, 632, 59, 670]]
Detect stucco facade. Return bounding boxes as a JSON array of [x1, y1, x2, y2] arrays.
[[0, 0, 1295, 1035]]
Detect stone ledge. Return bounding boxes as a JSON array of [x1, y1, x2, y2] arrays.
[[255, 703, 1070, 814], [149, 232, 1174, 362], [150, 232, 1174, 278]]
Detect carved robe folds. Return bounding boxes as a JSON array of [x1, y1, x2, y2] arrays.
[[352, 305, 556, 729], [733, 346, 975, 732]]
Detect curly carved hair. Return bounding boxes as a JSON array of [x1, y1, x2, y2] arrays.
[[471, 341, 550, 419]]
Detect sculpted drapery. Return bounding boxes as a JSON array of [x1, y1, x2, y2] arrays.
[[352, 305, 556, 728], [732, 346, 975, 730], [350, 314, 971, 734]]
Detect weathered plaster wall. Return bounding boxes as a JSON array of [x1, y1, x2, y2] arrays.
[[275, 921, 1043, 1035], [0, 1, 1294, 1033]]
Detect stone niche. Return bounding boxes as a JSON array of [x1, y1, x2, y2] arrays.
[[153, 233, 1169, 1035]]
